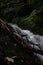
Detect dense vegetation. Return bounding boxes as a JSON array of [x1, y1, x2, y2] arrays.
[[0, 0, 43, 65], [0, 0, 43, 34]]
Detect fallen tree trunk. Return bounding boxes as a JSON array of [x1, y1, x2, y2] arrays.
[[0, 18, 43, 56]]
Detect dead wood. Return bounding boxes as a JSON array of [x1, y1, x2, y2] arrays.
[[0, 18, 43, 56]]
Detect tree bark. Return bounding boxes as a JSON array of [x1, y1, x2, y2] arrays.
[[0, 18, 43, 55]]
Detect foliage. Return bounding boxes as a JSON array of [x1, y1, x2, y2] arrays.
[[18, 5, 43, 35], [0, 0, 43, 35], [0, 0, 43, 65]]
